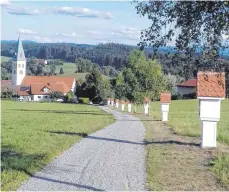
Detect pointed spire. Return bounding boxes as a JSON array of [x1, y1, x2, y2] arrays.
[[15, 33, 26, 61]]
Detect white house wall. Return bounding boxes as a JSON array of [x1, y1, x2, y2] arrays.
[[33, 95, 50, 101]]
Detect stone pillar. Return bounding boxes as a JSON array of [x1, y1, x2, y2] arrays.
[[144, 97, 150, 115], [107, 98, 111, 106], [160, 92, 171, 122], [128, 103, 131, 112], [110, 98, 114, 107], [115, 99, 119, 109], [120, 100, 125, 111], [197, 71, 225, 148]]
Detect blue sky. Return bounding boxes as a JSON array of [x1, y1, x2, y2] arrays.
[[1, 0, 151, 45]]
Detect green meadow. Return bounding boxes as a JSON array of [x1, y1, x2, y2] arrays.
[[1, 101, 114, 191], [134, 99, 229, 145]]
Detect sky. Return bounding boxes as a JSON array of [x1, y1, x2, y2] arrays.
[[0, 0, 152, 45]]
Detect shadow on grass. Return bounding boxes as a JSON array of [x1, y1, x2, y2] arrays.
[[1, 145, 104, 191], [146, 140, 200, 147], [11, 109, 110, 116]]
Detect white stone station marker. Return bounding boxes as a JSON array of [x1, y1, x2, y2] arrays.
[[107, 98, 111, 106], [127, 100, 132, 112], [160, 92, 171, 122], [110, 98, 114, 107], [143, 97, 150, 115], [197, 71, 226, 148], [121, 100, 125, 111], [115, 99, 119, 109]]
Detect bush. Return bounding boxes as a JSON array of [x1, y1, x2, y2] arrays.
[[79, 97, 89, 104], [172, 92, 196, 100]]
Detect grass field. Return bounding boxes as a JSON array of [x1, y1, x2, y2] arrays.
[[115, 99, 229, 188], [1, 101, 114, 191], [135, 99, 229, 145]]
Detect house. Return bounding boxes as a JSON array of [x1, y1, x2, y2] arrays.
[[176, 79, 197, 95], [1, 35, 76, 102]]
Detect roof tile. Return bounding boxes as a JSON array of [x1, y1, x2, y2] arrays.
[[197, 71, 225, 98], [160, 92, 171, 103]]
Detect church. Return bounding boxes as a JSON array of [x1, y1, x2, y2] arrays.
[[1, 36, 76, 101]]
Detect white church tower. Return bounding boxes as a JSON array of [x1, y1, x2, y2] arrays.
[[12, 34, 26, 85]]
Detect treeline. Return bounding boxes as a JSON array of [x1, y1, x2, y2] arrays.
[[1, 42, 134, 70]]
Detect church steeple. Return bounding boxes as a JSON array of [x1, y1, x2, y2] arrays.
[[12, 33, 26, 86], [15, 33, 26, 61]]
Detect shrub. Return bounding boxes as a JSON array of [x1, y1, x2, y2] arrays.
[[79, 97, 89, 104]]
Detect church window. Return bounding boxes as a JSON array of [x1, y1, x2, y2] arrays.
[[14, 70, 16, 74], [18, 64, 21, 68], [22, 64, 24, 68], [20, 70, 23, 74]]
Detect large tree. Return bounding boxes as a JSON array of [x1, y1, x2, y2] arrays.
[[115, 50, 168, 102], [133, 1, 229, 68]]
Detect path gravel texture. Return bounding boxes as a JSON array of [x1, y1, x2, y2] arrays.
[[17, 106, 146, 191]]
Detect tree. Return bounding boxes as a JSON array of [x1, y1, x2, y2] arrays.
[[59, 67, 64, 75], [85, 69, 113, 103], [50, 91, 64, 100], [134, 1, 229, 49], [133, 1, 229, 70], [117, 50, 168, 102]]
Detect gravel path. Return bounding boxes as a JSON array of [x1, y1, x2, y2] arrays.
[[17, 106, 146, 191]]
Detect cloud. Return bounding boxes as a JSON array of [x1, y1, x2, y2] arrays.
[[53, 6, 113, 19], [19, 28, 37, 35], [0, 0, 10, 6], [30, 36, 51, 43], [86, 30, 101, 35], [5, 5, 43, 15], [55, 32, 78, 38]]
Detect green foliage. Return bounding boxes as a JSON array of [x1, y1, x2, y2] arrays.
[[59, 67, 64, 74], [78, 97, 89, 104], [134, 1, 229, 54], [83, 69, 114, 103], [49, 91, 64, 100], [64, 91, 73, 102], [115, 50, 168, 102], [76, 57, 96, 73]]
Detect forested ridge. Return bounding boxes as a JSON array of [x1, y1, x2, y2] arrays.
[[1, 42, 229, 87]]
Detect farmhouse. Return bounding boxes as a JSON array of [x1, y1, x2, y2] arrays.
[[1, 36, 76, 101], [176, 79, 197, 95]]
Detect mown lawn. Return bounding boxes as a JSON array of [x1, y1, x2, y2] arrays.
[[1, 101, 114, 191], [135, 99, 229, 145], [117, 99, 229, 188]]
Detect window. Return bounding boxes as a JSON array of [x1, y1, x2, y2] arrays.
[[44, 96, 48, 98], [38, 96, 41, 99], [14, 70, 16, 74], [22, 64, 24, 68], [18, 64, 20, 68], [20, 70, 23, 74], [43, 87, 49, 93]]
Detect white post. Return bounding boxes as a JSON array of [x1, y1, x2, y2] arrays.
[[198, 97, 223, 148], [144, 103, 149, 115], [111, 100, 114, 107], [121, 103, 125, 111], [161, 103, 170, 121], [107, 100, 110, 105], [116, 102, 119, 108], [128, 103, 131, 112]]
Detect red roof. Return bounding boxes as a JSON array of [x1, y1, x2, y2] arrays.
[[177, 79, 197, 87], [197, 71, 225, 98], [30, 82, 70, 95], [21, 76, 75, 89]]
